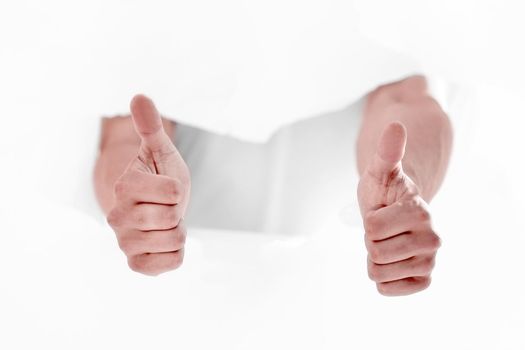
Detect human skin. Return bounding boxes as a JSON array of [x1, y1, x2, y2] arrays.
[[94, 95, 190, 275], [93, 75, 452, 292], [357, 75, 453, 296]]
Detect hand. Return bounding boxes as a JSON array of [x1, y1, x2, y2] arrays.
[[357, 122, 441, 296], [107, 95, 191, 276]]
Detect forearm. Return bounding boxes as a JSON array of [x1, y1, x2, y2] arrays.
[[357, 76, 453, 202], [93, 115, 174, 214]]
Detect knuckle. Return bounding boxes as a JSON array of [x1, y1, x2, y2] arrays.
[[413, 203, 431, 222], [427, 232, 442, 250], [107, 208, 122, 227], [418, 276, 432, 290], [368, 244, 383, 264], [364, 212, 380, 237], [164, 222, 186, 251], [166, 179, 184, 202], [368, 264, 382, 282], [113, 179, 128, 199], [174, 226, 187, 247], [117, 236, 134, 255], [417, 208, 431, 223], [403, 196, 431, 223], [423, 256, 436, 273], [416, 256, 436, 275], [402, 196, 419, 210]]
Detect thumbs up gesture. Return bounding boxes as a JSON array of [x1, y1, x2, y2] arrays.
[[357, 122, 441, 296], [107, 95, 191, 276]]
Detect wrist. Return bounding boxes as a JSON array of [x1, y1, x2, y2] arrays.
[[402, 160, 436, 203]]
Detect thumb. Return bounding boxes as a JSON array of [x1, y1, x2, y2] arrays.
[[130, 94, 174, 153], [368, 121, 407, 177]]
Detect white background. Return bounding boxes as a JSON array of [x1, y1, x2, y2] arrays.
[[1, 0, 524, 349]]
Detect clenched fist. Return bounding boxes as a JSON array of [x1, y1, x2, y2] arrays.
[[107, 95, 191, 276], [358, 122, 441, 296]]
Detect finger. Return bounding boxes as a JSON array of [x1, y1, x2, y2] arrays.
[[366, 122, 407, 181], [117, 223, 187, 256], [366, 231, 440, 264], [364, 197, 430, 241], [130, 94, 175, 154], [376, 276, 431, 296], [128, 249, 185, 276], [114, 171, 184, 205], [367, 255, 435, 283], [108, 203, 183, 231]]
